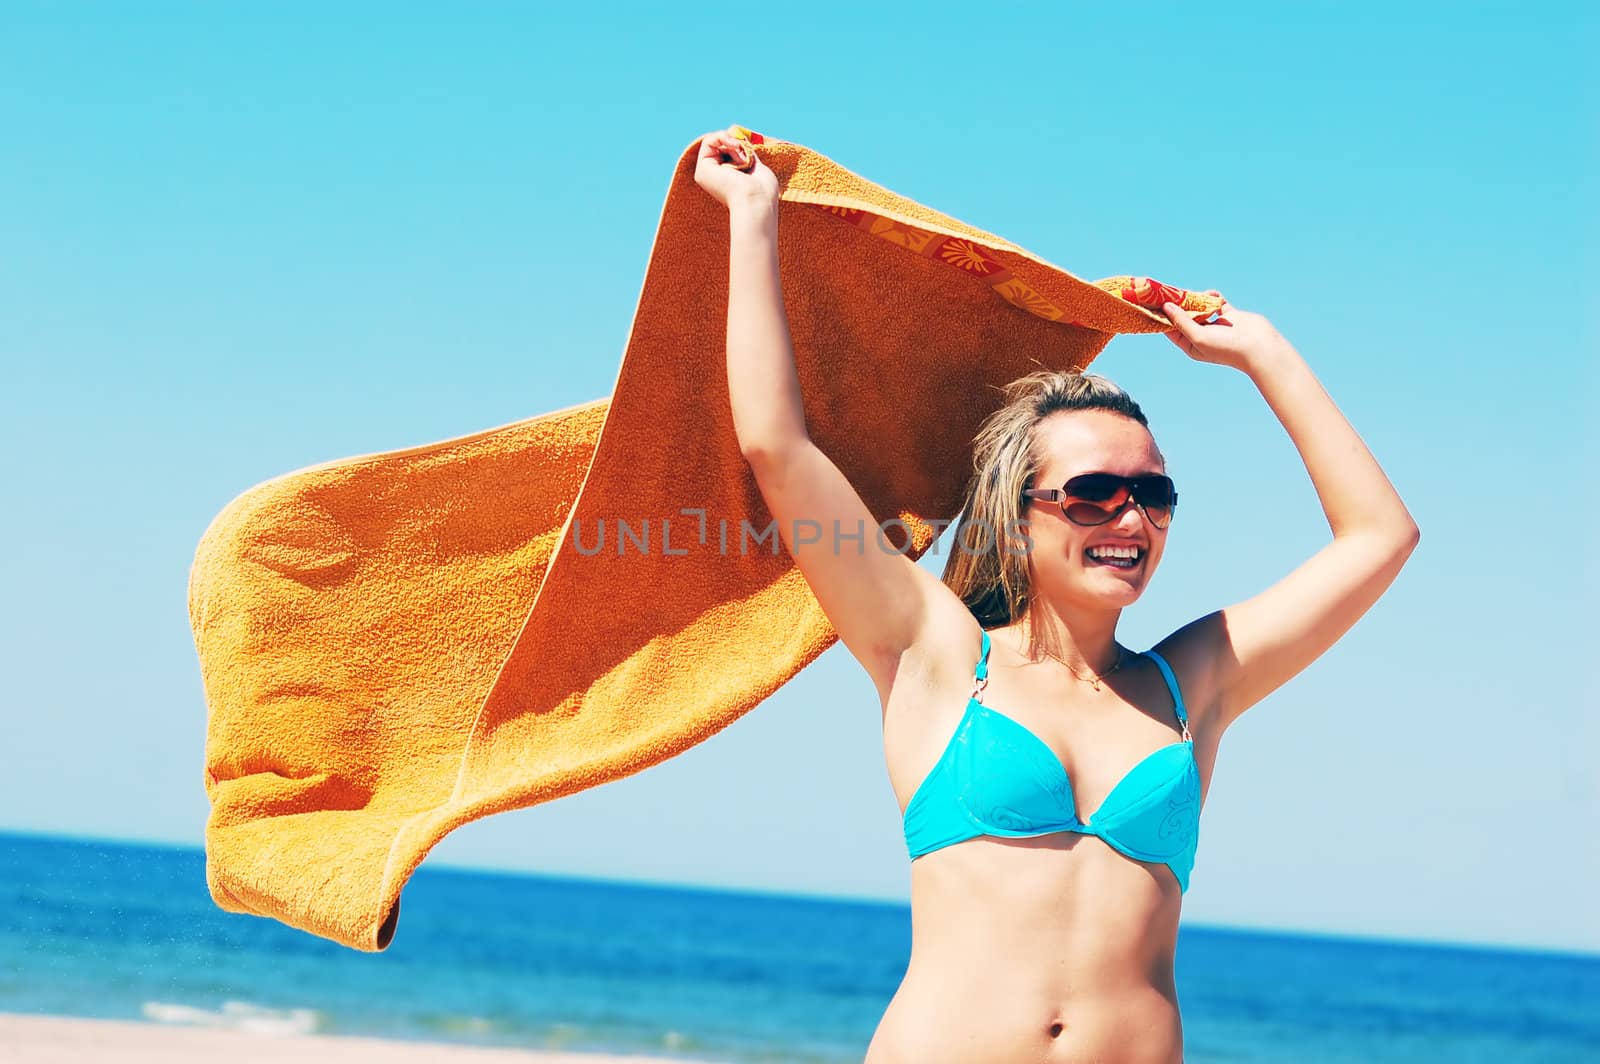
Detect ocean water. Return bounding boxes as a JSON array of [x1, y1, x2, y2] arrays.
[[1, 831, 1595, 1063]]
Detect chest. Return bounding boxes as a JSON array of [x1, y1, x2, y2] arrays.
[[884, 658, 1216, 823]]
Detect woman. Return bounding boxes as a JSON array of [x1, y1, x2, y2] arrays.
[[693, 127, 1420, 1063]]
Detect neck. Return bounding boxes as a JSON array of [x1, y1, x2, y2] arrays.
[[1019, 599, 1123, 675]]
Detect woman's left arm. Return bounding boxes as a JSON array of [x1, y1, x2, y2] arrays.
[[1161, 298, 1421, 730]]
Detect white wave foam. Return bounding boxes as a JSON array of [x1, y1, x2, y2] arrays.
[[141, 999, 321, 1036]]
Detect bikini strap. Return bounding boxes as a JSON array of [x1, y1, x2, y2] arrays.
[[971, 629, 991, 700], [1142, 648, 1192, 742]]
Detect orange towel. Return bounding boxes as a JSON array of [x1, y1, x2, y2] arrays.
[[187, 126, 1222, 952]]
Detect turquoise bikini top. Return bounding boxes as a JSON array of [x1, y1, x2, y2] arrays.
[[902, 628, 1202, 893]]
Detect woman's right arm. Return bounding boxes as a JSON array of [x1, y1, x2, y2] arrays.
[[694, 129, 951, 700]]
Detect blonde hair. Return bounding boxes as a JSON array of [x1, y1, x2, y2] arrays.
[[941, 369, 1155, 627]]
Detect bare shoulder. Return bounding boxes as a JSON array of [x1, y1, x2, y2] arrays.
[[1147, 610, 1229, 736]]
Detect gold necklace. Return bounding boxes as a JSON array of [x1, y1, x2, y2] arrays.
[[1033, 641, 1125, 692]]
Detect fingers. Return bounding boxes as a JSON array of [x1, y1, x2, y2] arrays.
[[697, 135, 744, 163], [1187, 290, 1236, 326], [700, 127, 743, 149], [697, 129, 752, 169], [1161, 301, 1200, 338], [696, 136, 720, 161]]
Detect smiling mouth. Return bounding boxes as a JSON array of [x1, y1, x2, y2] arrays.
[[1084, 547, 1143, 570]]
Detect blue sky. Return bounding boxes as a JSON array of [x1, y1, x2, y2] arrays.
[[1, 2, 1593, 955]]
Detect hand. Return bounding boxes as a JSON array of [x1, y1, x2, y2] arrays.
[[693, 126, 779, 212], [1161, 293, 1294, 373]]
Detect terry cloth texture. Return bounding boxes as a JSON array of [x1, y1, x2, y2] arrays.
[[188, 125, 1223, 951]]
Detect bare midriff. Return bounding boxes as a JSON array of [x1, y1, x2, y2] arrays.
[[864, 834, 1185, 1064]]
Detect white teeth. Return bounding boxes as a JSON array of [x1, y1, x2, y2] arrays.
[[1087, 545, 1141, 560]]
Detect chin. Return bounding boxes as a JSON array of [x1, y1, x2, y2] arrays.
[[1088, 570, 1154, 604], [1096, 586, 1146, 608], [1050, 582, 1146, 613]]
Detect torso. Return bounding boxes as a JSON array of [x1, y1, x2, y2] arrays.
[[866, 611, 1222, 1064]]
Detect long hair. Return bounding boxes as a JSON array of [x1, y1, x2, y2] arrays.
[[941, 369, 1153, 627]]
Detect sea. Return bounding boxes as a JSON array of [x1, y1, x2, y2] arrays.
[[1, 830, 1595, 1063]]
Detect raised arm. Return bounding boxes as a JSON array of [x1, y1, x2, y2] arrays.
[[692, 128, 947, 702], [1157, 299, 1421, 731]]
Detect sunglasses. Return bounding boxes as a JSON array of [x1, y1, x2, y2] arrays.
[[1021, 473, 1178, 529]]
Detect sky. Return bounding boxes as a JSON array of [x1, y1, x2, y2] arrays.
[[1, 2, 1594, 956]]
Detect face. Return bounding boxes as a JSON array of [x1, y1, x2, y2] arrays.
[[1020, 409, 1170, 611]]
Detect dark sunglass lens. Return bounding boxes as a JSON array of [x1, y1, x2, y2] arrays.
[[1061, 476, 1128, 526], [1063, 501, 1117, 525], [1134, 477, 1175, 508], [1063, 474, 1123, 502], [1137, 479, 1175, 528]]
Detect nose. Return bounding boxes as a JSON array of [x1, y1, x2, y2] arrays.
[[1113, 500, 1147, 533]]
